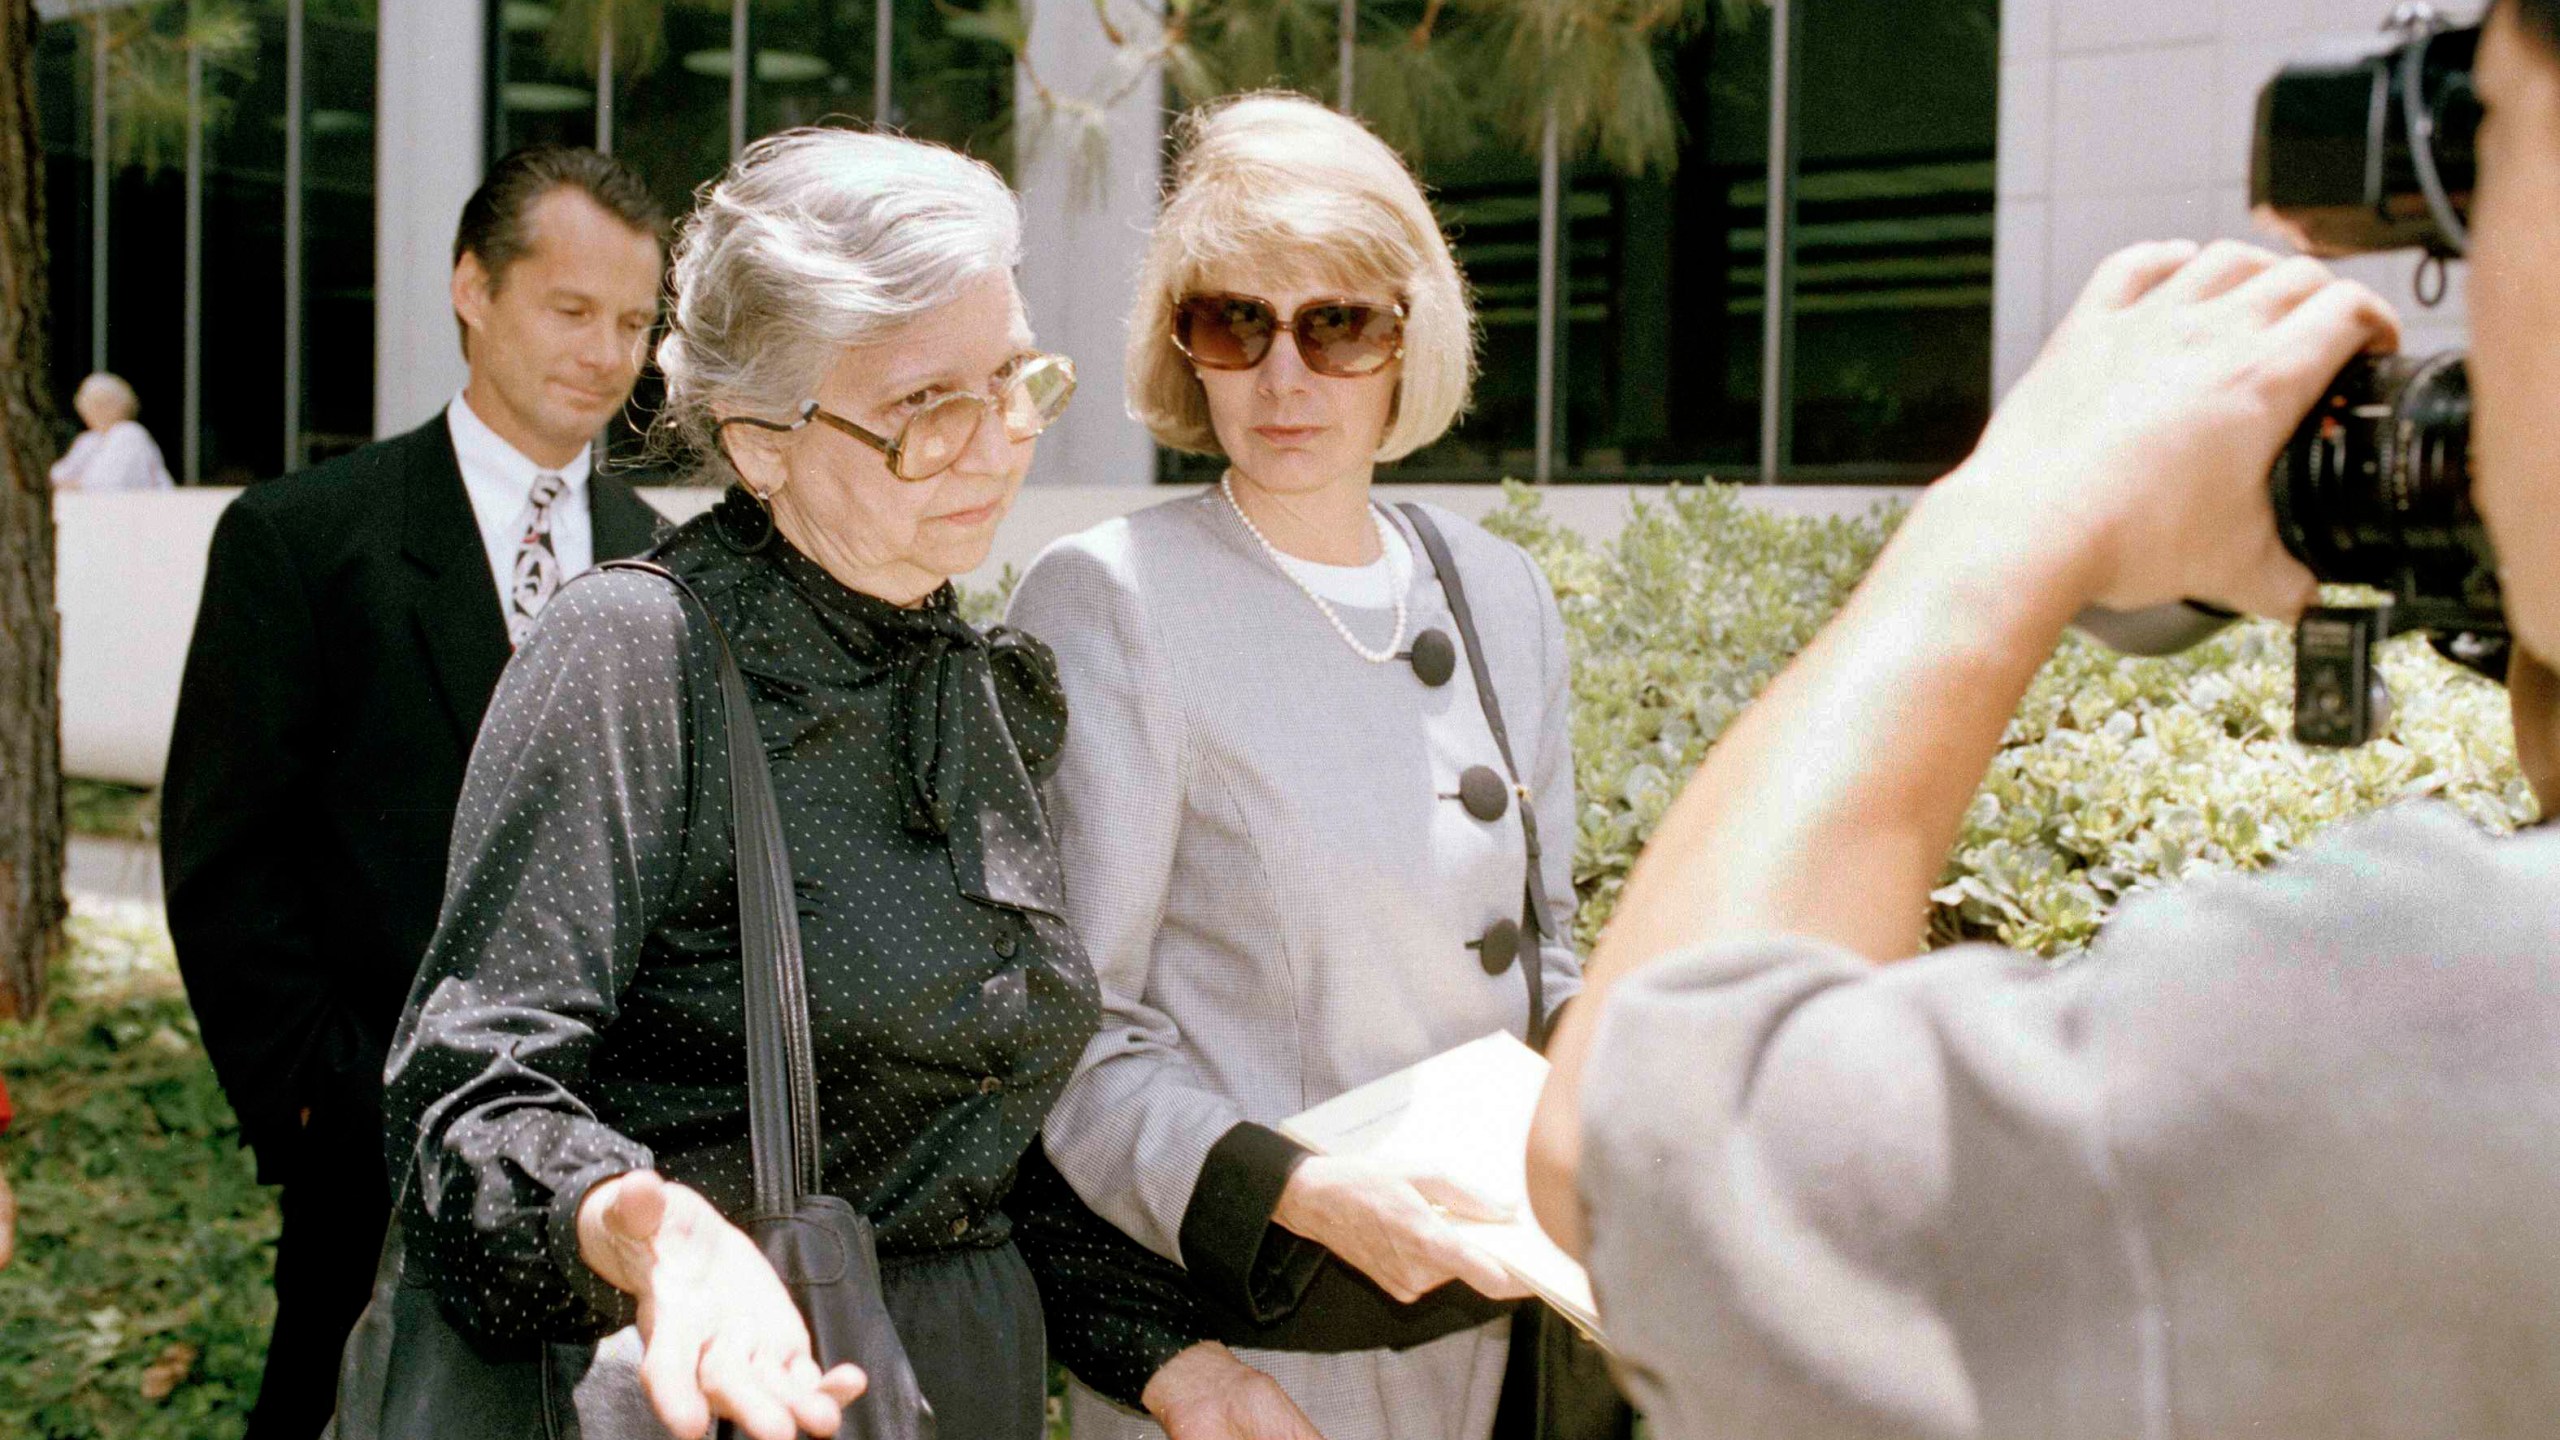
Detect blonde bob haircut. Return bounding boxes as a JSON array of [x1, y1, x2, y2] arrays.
[[1128, 93, 1475, 463]]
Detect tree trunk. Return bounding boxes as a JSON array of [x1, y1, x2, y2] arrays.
[[0, 0, 65, 1021]]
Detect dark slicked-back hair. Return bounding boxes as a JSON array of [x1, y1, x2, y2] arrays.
[[452, 145, 666, 353]]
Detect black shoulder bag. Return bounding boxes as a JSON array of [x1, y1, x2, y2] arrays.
[[1397, 504, 1634, 1440], [329, 562, 933, 1440]]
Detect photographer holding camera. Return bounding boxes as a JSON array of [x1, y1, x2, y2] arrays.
[[1527, 2, 2560, 1437]]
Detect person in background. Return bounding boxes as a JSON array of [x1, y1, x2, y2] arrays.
[[160, 144, 668, 1440], [49, 372, 173, 491], [1525, 2, 2560, 1436]]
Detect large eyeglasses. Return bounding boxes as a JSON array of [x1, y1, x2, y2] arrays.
[[717, 352, 1078, 482], [1171, 294, 1407, 378]]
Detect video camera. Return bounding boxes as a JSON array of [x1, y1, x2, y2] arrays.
[[2081, 3, 2505, 748]]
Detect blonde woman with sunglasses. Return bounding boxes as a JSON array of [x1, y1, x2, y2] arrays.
[[1010, 96, 1613, 1440], [379, 129, 1221, 1440]]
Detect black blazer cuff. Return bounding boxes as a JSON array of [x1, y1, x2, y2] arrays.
[[1177, 1122, 1322, 1322]]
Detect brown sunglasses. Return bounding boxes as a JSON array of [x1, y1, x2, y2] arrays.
[[1171, 293, 1408, 379], [714, 353, 1077, 483]]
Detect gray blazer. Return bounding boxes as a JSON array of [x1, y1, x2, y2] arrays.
[[1008, 491, 1582, 1294]]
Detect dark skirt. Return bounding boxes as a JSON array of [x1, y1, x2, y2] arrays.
[[882, 1240, 1049, 1440]]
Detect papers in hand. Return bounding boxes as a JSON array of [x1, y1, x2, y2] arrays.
[[1276, 1031, 1605, 1345]]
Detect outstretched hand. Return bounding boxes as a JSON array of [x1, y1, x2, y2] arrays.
[[577, 1169, 867, 1440]]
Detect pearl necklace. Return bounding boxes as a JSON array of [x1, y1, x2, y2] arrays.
[[1220, 472, 1408, 665]]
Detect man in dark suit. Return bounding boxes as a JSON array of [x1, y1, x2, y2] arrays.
[[161, 146, 668, 1440]]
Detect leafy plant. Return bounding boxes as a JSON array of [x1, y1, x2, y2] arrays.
[[967, 0, 1763, 196], [64, 780, 156, 844], [0, 903, 274, 1440], [83, 1, 258, 174], [1477, 481, 2535, 956]]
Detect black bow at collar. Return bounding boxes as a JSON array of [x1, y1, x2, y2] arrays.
[[712, 487, 1069, 919]]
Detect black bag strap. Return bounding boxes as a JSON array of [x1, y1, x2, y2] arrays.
[[604, 559, 822, 1213], [1394, 504, 1556, 1049]]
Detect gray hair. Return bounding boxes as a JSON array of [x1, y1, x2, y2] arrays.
[[655, 127, 1024, 476]]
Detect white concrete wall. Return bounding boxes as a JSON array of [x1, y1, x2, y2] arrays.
[[372, 0, 484, 437], [56, 484, 1910, 786], [1996, 0, 2476, 396]]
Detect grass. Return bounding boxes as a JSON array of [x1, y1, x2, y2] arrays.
[[0, 901, 1079, 1438], [0, 901, 274, 1440]]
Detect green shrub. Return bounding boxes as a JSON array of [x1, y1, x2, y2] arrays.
[[63, 780, 156, 843], [0, 903, 275, 1440], [1480, 481, 2536, 957]]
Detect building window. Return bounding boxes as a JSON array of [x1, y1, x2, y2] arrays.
[[35, 0, 377, 483], [1153, 0, 1996, 484]]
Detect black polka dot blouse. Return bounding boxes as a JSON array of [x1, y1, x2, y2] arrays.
[[382, 488, 1208, 1407]]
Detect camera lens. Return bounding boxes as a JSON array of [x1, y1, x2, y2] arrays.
[[2269, 352, 2502, 630]]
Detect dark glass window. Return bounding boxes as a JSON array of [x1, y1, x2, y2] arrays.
[[34, 0, 377, 481], [1159, 0, 1994, 484], [305, 3, 379, 464], [1783, 0, 1998, 475]]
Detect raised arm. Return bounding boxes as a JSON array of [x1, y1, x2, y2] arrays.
[[1529, 239, 2402, 1256]]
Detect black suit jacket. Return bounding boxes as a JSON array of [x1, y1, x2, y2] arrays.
[[161, 415, 663, 1180]]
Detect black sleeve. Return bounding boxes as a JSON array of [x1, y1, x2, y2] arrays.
[[161, 499, 351, 1164], [1178, 1121, 1326, 1322], [381, 573, 705, 1345], [1009, 1140, 1209, 1412]]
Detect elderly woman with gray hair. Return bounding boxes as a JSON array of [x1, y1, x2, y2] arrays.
[[380, 128, 1230, 1440]]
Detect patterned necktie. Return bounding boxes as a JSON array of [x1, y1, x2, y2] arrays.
[[507, 471, 569, 648]]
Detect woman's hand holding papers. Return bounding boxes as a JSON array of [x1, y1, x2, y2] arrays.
[[1273, 1154, 1535, 1304]]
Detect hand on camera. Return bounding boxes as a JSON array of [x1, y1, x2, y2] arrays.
[[1958, 238, 2402, 619], [1272, 1154, 1533, 1305], [1144, 1342, 1330, 1439], [576, 1169, 868, 1440]]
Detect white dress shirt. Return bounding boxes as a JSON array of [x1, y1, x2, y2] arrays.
[[50, 420, 174, 491], [445, 392, 594, 613]]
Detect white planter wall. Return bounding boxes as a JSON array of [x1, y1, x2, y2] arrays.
[[55, 484, 1910, 787]]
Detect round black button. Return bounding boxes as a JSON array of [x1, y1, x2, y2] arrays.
[[978, 1075, 1004, 1095], [993, 927, 1019, 959], [1458, 766, 1511, 822], [1408, 628, 1457, 687], [1473, 917, 1521, 975]]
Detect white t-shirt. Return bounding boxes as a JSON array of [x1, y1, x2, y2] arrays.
[[445, 392, 594, 613], [50, 420, 173, 491], [1268, 519, 1414, 609]]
